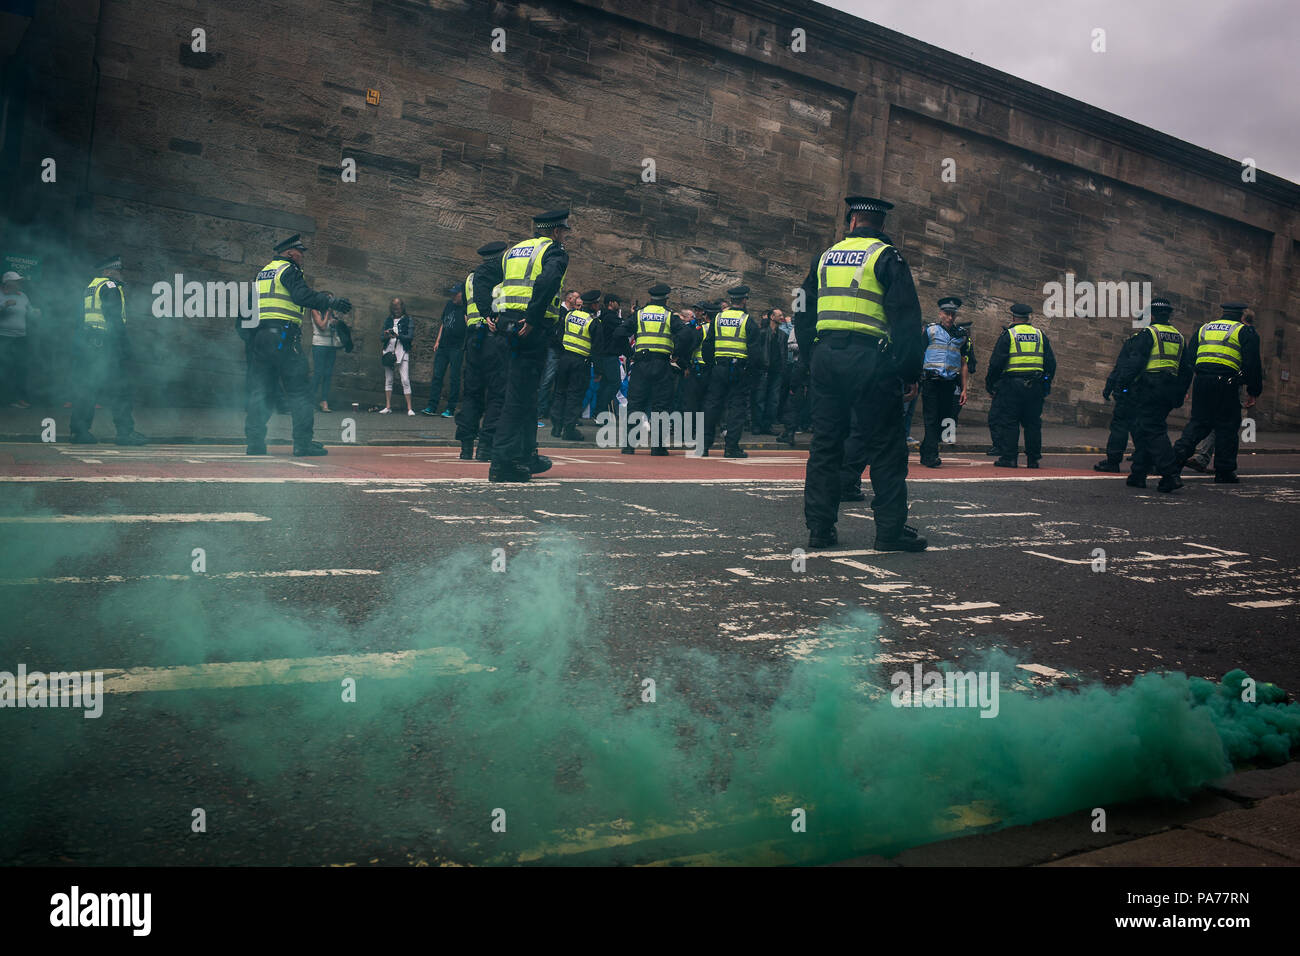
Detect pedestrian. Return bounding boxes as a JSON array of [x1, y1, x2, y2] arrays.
[[702, 286, 761, 458], [679, 301, 714, 419], [422, 284, 465, 417], [552, 289, 601, 440], [1110, 296, 1194, 492], [488, 208, 571, 483], [592, 294, 625, 423], [751, 308, 786, 434], [310, 295, 343, 413], [918, 296, 969, 468], [380, 297, 415, 415], [619, 283, 685, 455], [777, 316, 809, 447], [0, 271, 38, 408], [797, 196, 926, 551], [455, 241, 509, 460], [69, 254, 151, 446], [1172, 303, 1263, 483], [986, 304, 1056, 468], [244, 235, 350, 456]]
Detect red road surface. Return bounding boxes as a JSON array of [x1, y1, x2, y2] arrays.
[[0, 442, 1114, 482]]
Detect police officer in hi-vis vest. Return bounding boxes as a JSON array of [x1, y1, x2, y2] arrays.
[[455, 240, 508, 461], [702, 285, 761, 458], [1095, 332, 1141, 472], [70, 254, 150, 445], [489, 208, 571, 482], [918, 296, 969, 468], [245, 235, 351, 456], [552, 289, 601, 441], [985, 303, 1056, 468], [618, 283, 685, 455], [678, 300, 715, 419], [1172, 302, 1263, 483], [797, 196, 925, 551], [1106, 296, 1195, 491]]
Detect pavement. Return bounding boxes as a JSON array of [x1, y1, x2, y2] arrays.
[[3, 403, 1300, 454], [1, 435, 1297, 866]]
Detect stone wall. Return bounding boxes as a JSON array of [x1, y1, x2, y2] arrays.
[[2, 0, 1296, 422]]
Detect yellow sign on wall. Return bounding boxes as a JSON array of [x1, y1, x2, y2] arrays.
[[366, 88, 380, 105]]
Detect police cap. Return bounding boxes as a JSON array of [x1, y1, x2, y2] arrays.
[[274, 234, 307, 253], [94, 254, 123, 272], [477, 241, 508, 257], [1009, 303, 1033, 318], [1150, 297, 1174, 313], [648, 283, 671, 298], [533, 208, 570, 229], [938, 296, 962, 312], [581, 289, 601, 304], [727, 285, 750, 299], [844, 196, 894, 222], [1221, 301, 1249, 314]]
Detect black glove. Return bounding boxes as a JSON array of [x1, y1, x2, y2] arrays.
[[331, 296, 353, 314]]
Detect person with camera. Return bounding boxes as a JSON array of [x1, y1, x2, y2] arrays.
[[918, 296, 969, 468], [380, 297, 415, 415]]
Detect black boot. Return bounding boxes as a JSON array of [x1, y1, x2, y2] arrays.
[[724, 447, 748, 459], [1126, 475, 1147, 488], [1157, 475, 1183, 493], [776, 429, 796, 446], [529, 454, 552, 475], [562, 426, 583, 441], [1214, 472, 1240, 483], [475, 443, 492, 462], [808, 527, 838, 549], [840, 487, 866, 502], [459, 441, 474, 461], [1093, 459, 1121, 472]]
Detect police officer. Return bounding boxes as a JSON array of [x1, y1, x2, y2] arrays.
[[455, 240, 508, 460], [1094, 331, 1140, 472], [488, 209, 570, 482], [1172, 302, 1263, 483], [244, 236, 349, 456], [1110, 296, 1194, 491], [797, 196, 925, 551], [986, 304, 1056, 468], [617, 283, 683, 455], [918, 296, 969, 468], [70, 254, 149, 445], [679, 300, 714, 419], [552, 289, 601, 441], [702, 285, 760, 458]]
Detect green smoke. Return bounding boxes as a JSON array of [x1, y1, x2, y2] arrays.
[[1, 528, 1296, 865]]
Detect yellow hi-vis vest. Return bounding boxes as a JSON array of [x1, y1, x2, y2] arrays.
[[464, 272, 485, 327], [255, 258, 305, 325], [692, 322, 711, 363], [634, 304, 673, 354], [714, 309, 749, 359], [499, 237, 566, 322], [1143, 323, 1184, 374], [1196, 320, 1244, 373], [815, 237, 890, 338], [562, 309, 596, 357], [1005, 324, 1045, 373], [83, 277, 123, 331]]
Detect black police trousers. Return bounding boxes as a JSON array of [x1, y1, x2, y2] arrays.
[[703, 359, 751, 451], [70, 333, 136, 439], [920, 376, 960, 465], [553, 349, 591, 431], [244, 323, 314, 449], [455, 331, 508, 450], [783, 353, 812, 432], [988, 375, 1044, 464], [1104, 390, 1138, 465], [1173, 373, 1242, 475], [626, 352, 674, 450], [805, 332, 908, 537], [682, 364, 710, 414], [490, 330, 546, 469], [1127, 374, 1182, 480]]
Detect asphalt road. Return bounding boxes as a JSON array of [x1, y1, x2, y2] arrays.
[[2, 443, 1297, 865]]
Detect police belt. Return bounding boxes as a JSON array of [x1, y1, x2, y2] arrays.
[[255, 319, 300, 334], [1195, 367, 1240, 382], [923, 371, 958, 382], [634, 350, 670, 360]]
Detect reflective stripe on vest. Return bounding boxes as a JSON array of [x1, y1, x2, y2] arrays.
[[692, 322, 711, 363], [562, 309, 596, 357], [815, 237, 889, 338], [255, 259, 304, 325], [498, 238, 565, 322], [714, 309, 748, 359], [1196, 320, 1244, 373], [83, 277, 122, 330], [1005, 324, 1045, 373], [922, 323, 962, 378], [635, 305, 673, 354], [1144, 323, 1184, 374], [464, 272, 483, 327]]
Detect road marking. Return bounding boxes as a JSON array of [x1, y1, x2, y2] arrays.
[[949, 512, 1041, 518], [98, 646, 486, 695], [1229, 599, 1296, 609], [833, 559, 899, 576], [0, 569, 380, 586], [1023, 551, 1095, 565], [727, 567, 755, 577], [0, 512, 270, 523], [930, 601, 1000, 611]]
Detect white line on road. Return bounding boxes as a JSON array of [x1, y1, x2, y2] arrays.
[[1229, 599, 1297, 609], [930, 601, 1000, 611], [0, 512, 270, 523], [0, 569, 380, 586], [833, 559, 900, 577], [98, 646, 487, 695]]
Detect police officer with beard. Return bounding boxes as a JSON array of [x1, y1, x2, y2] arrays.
[[245, 235, 351, 456], [797, 197, 925, 551], [488, 209, 570, 483], [455, 240, 508, 460], [702, 285, 761, 458]]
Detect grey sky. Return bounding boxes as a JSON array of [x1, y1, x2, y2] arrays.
[[821, 0, 1299, 185]]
